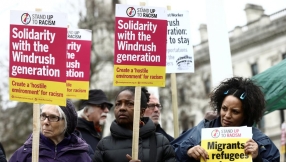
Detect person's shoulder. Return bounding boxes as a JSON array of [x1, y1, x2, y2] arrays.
[[154, 132, 171, 145], [96, 135, 113, 145], [100, 135, 113, 141], [252, 127, 278, 148], [9, 145, 30, 162], [76, 118, 91, 129], [70, 133, 89, 147], [95, 135, 116, 151], [252, 127, 269, 140], [155, 125, 174, 142]]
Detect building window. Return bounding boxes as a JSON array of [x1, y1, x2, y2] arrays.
[[251, 63, 258, 76], [282, 53, 286, 60]]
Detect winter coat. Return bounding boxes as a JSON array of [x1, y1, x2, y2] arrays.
[[9, 133, 92, 162], [93, 117, 176, 162], [171, 117, 280, 162], [156, 124, 174, 142], [76, 117, 101, 152], [0, 142, 6, 162], [73, 130, 95, 159]]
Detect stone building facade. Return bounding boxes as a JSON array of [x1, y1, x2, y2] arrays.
[[160, 4, 286, 153]]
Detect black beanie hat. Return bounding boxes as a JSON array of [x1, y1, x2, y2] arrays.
[[60, 99, 78, 135]]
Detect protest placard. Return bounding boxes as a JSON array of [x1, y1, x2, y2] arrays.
[[201, 127, 252, 162], [9, 11, 67, 106], [66, 29, 91, 99], [114, 4, 167, 87], [166, 10, 194, 73]]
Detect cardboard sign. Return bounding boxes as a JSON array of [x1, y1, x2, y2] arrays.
[[201, 127, 252, 162], [113, 4, 167, 87], [166, 10, 194, 73], [66, 29, 91, 99], [9, 11, 67, 106]]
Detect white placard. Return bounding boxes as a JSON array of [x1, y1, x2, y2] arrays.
[[166, 10, 194, 73]]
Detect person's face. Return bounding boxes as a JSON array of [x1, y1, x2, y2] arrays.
[[41, 105, 65, 142], [114, 90, 135, 130], [220, 95, 245, 127], [85, 104, 110, 126], [144, 95, 161, 125]]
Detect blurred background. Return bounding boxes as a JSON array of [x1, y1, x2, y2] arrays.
[[1, 0, 286, 160]]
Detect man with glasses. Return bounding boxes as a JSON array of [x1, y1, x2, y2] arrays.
[[144, 94, 174, 142], [76, 89, 113, 152]]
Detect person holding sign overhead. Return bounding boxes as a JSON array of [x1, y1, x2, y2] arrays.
[[93, 87, 176, 162], [171, 77, 279, 162], [9, 100, 92, 162]]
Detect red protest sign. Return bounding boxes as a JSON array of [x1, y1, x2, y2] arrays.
[[114, 5, 167, 87], [9, 11, 67, 106], [66, 29, 92, 99]]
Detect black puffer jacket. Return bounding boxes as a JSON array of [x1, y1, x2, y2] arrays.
[[93, 117, 176, 162]]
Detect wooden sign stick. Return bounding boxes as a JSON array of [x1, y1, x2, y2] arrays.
[[167, 5, 179, 138], [132, 86, 142, 160], [31, 8, 41, 162], [131, 3, 145, 160]]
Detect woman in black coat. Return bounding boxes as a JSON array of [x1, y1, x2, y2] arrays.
[[93, 87, 176, 162]]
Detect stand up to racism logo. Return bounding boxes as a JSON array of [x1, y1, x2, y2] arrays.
[[21, 13, 31, 25], [126, 7, 136, 17], [211, 129, 220, 138]]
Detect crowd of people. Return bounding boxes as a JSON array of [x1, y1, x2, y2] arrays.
[[1, 77, 280, 162]]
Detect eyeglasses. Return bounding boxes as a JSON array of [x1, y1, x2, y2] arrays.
[[147, 104, 162, 110], [92, 104, 111, 110], [40, 114, 63, 122]]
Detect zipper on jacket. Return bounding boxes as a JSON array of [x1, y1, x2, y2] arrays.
[[54, 145, 57, 159]]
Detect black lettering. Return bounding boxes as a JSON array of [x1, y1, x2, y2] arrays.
[[68, 35, 82, 39], [39, 20, 55, 25]]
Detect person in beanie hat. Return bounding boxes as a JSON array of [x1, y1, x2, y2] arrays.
[[60, 99, 78, 135], [9, 100, 92, 162], [76, 89, 113, 152]]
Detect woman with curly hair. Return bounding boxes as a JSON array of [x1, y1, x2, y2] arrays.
[[171, 77, 279, 162], [93, 87, 176, 162]]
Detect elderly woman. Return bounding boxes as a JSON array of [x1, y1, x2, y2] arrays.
[[9, 100, 92, 162], [171, 77, 280, 162], [93, 87, 176, 162]]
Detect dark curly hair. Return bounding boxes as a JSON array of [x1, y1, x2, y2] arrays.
[[116, 87, 150, 109], [210, 77, 265, 126]]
